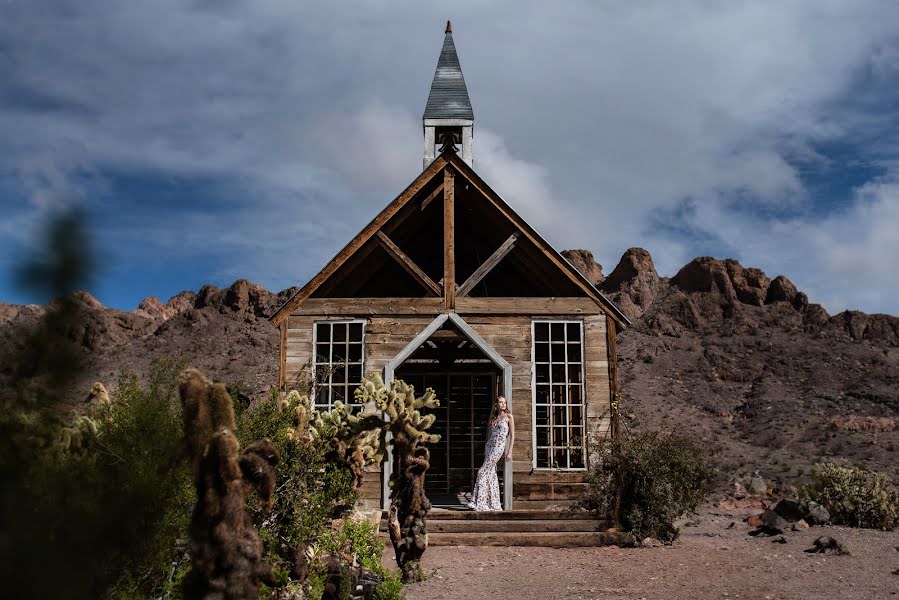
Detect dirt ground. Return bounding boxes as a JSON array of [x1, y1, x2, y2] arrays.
[[396, 505, 899, 600]]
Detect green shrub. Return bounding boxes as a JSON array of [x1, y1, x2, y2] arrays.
[[797, 463, 899, 530], [235, 389, 357, 592], [582, 429, 713, 542], [0, 355, 193, 599], [372, 571, 406, 600]]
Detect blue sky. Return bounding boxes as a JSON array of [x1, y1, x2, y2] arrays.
[[1, 1, 898, 315]]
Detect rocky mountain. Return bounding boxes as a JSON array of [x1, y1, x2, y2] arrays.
[[2, 250, 896, 486], [574, 248, 899, 485]]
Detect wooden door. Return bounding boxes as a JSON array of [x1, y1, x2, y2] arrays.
[[397, 371, 500, 504]]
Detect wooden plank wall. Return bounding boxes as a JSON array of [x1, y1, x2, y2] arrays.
[[284, 311, 613, 510]]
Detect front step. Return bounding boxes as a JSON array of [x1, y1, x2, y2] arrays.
[[427, 531, 634, 547], [378, 510, 630, 547]]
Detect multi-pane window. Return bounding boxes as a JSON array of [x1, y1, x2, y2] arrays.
[[533, 320, 585, 469], [314, 320, 365, 411]]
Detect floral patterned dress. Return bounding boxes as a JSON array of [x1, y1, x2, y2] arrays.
[[467, 418, 509, 511]]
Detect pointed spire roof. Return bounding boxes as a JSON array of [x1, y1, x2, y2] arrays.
[[423, 21, 474, 121]]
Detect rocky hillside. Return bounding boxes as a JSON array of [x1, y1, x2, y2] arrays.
[[567, 248, 899, 485], [2, 250, 897, 486]]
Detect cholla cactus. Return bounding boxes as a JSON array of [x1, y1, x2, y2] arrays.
[[282, 389, 314, 444], [85, 382, 110, 406], [353, 374, 440, 583], [55, 414, 99, 455], [310, 400, 383, 489], [178, 368, 279, 600]]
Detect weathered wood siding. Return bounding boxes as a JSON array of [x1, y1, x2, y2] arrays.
[[282, 309, 613, 510]]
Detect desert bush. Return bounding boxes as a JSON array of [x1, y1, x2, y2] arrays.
[[0, 355, 194, 599], [582, 429, 713, 542], [797, 463, 899, 530], [236, 388, 357, 595]]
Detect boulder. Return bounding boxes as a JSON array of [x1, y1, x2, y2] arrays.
[[804, 502, 830, 525], [804, 536, 848, 555], [561, 249, 604, 287], [601, 248, 660, 321], [748, 475, 768, 495], [772, 498, 807, 523]]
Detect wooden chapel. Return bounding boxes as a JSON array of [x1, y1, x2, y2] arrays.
[[270, 22, 629, 510]]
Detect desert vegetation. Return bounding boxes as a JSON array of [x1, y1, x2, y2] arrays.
[[582, 428, 714, 542]]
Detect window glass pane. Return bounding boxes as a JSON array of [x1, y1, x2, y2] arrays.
[[552, 449, 567, 469], [535, 363, 549, 384], [347, 364, 362, 385], [567, 343, 582, 362], [569, 405, 582, 426], [535, 342, 549, 362], [332, 323, 347, 342], [535, 403, 549, 423], [348, 343, 362, 362], [550, 343, 565, 362], [536, 448, 549, 468], [551, 364, 565, 383], [349, 323, 363, 342], [569, 448, 584, 469], [550, 322, 565, 341], [333, 386, 345, 404], [568, 385, 582, 405], [551, 385, 566, 405], [552, 427, 567, 446], [536, 427, 549, 446], [534, 322, 549, 341], [535, 385, 549, 405], [566, 322, 581, 342], [332, 343, 347, 362], [567, 364, 582, 383], [316, 323, 331, 342], [316, 387, 329, 409], [331, 364, 345, 384], [316, 343, 331, 363], [552, 405, 566, 423]]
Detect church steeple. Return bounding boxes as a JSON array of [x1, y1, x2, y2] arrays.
[[423, 20, 474, 169]]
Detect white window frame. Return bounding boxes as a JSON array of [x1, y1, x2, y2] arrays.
[[531, 319, 587, 471], [311, 319, 366, 411]]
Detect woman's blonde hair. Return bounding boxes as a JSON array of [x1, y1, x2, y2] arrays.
[[489, 396, 509, 427]]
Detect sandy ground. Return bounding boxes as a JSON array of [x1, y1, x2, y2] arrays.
[[395, 505, 899, 600]]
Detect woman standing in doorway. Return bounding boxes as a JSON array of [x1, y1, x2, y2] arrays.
[[467, 396, 514, 511]]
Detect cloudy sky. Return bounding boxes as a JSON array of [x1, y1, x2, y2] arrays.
[[2, 1, 898, 315]]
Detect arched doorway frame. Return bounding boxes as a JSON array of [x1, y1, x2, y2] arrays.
[[383, 312, 513, 510]]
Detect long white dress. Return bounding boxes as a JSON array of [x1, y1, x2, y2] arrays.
[[467, 419, 509, 511]]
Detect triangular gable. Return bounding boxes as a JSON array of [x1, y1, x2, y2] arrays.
[[270, 150, 629, 328]]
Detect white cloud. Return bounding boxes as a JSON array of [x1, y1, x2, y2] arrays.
[[1, 1, 898, 312]]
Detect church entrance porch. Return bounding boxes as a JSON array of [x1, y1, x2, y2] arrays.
[[395, 371, 501, 507], [384, 312, 513, 510]]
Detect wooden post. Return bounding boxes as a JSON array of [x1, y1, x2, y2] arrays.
[[606, 315, 620, 440], [443, 168, 455, 311], [279, 321, 287, 390]]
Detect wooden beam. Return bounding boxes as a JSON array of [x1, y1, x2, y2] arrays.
[[420, 183, 444, 211], [375, 231, 441, 296], [443, 168, 455, 310], [440, 152, 629, 329], [269, 154, 449, 325], [456, 232, 520, 297], [290, 297, 444, 316], [279, 320, 287, 389], [454, 297, 603, 315], [606, 314, 620, 440]]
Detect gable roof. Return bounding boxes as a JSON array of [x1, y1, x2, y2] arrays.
[[423, 22, 474, 121], [270, 150, 629, 328]]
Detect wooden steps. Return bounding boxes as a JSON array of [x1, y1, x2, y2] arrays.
[[378, 509, 633, 547]]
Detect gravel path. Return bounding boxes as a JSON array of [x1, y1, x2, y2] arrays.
[[397, 507, 899, 600]]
